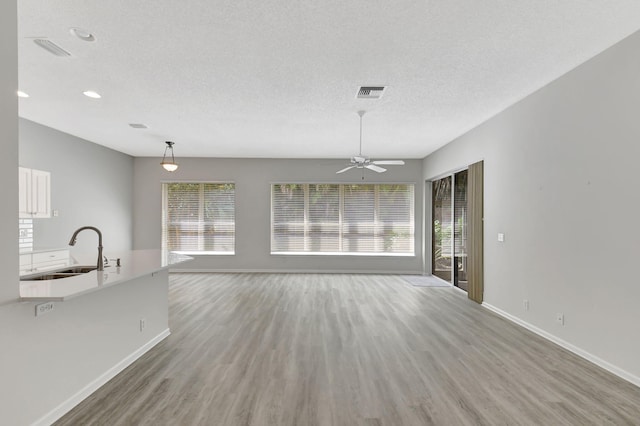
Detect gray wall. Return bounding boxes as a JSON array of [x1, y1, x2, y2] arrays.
[[19, 119, 134, 261], [134, 157, 424, 274], [423, 30, 640, 382], [0, 0, 18, 303]]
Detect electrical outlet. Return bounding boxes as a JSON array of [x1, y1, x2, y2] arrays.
[[523, 300, 529, 311], [139, 318, 146, 332], [556, 313, 564, 326], [35, 302, 55, 317]]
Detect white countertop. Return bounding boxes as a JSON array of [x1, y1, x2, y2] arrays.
[[19, 249, 192, 301]]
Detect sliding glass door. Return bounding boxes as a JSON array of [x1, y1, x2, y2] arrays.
[[432, 170, 469, 290], [432, 176, 452, 282], [453, 169, 468, 291]]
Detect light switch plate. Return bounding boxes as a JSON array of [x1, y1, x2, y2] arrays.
[[497, 233, 505, 242]]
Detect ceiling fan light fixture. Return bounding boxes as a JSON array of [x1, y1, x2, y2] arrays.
[[336, 110, 405, 176], [161, 141, 179, 172]]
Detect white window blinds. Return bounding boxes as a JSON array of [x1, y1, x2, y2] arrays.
[[162, 183, 235, 254], [271, 183, 414, 255]]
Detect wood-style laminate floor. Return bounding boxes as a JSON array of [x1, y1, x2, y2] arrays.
[[56, 273, 640, 425]]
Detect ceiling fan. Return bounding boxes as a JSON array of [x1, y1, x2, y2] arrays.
[[336, 111, 405, 175]]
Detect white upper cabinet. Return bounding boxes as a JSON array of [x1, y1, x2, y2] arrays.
[[18, 167, 32, 217], [19, 167, 51, 218]]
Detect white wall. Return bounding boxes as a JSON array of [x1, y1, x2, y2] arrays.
[[19, 118, 134, 259], [134, 157, 424, 274], [423, 29, 640, 383], [0, 0, 18, 304]]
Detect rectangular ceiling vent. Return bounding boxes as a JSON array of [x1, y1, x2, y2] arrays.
[[33, 39, 71, 57], [357, 86, 386, 99]]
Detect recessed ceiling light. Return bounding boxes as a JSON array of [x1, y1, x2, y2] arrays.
[[70, 28, 95, 42], [83, 90, 101, 99], [17, 91, 30, 98]]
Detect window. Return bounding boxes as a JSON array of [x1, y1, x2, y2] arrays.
[[162, 183, 235, 254], [271, 183, 414, 255]]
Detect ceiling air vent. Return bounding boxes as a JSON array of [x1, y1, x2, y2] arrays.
[[128, 123, 148, 129], [356, 86, 386, 99], [33, 39, 71, 57]]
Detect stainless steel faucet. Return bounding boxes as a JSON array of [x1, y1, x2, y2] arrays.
[[68, 226, 104, 271]]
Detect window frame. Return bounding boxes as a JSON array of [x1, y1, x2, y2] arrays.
[[161, 181, 236, 255], [270, 182, 415, 256]]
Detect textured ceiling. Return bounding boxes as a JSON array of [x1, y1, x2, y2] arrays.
[[17, 0, 640, 159]]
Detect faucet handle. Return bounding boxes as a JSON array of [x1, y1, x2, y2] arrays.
[[103, 256, 109, 266]]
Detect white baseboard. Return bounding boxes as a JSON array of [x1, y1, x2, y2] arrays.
[[170, 268, 424, 275], [33, 329, 171, 426], [482, 303, 640, 389]]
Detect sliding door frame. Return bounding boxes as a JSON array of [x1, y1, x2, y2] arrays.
[[467, 161, 484, 303], [425, 160, 484, 303]]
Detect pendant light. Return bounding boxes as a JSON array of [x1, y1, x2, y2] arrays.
[[161, 141, 179, 172]]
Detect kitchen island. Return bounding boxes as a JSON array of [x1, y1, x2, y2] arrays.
[[5, 249, 192, 425]]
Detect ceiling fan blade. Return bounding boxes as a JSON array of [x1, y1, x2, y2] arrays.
[[365, 164, 387, 173], [371, 160, 405, 165], [336, 166, 356, 174]]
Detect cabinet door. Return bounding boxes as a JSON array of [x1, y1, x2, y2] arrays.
[[31, 169, 51, 218], [18, 167, 32, 218]]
